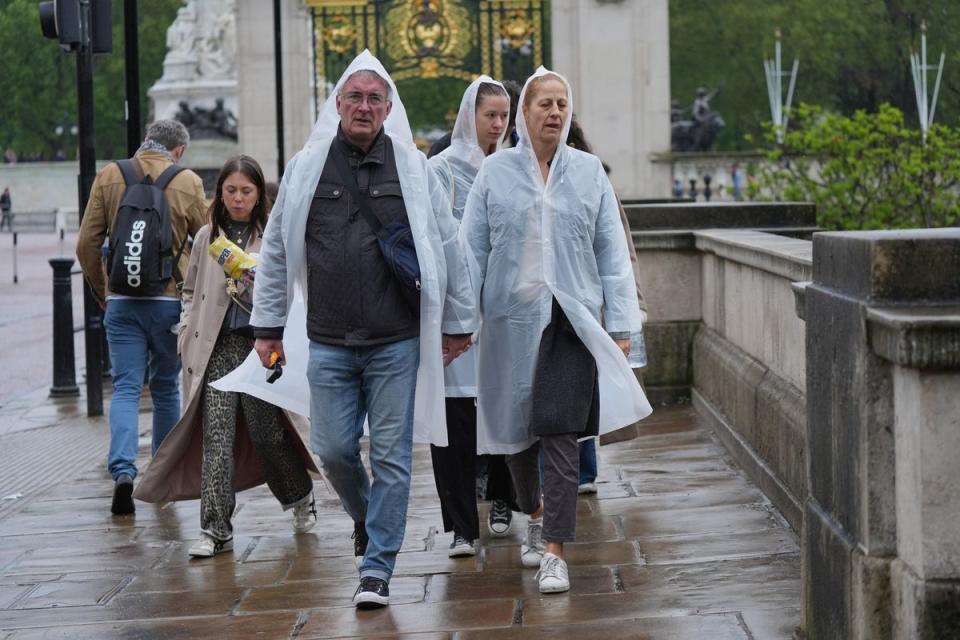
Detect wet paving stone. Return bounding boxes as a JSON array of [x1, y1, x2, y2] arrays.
[[238, 575, 426, 612], [7, 611, 301, 639], [295, 598, 517, 637], [483, 540, 641, 570], [640, 528, 799, 565], [427, 566, 616, 602], [122, 560, 293, 594], [455, 613, 750, 639], [11, 578, 126, 609], [621, 503, 781, 539], [617, 555, 801, 613], [0, 405, 801, 638]]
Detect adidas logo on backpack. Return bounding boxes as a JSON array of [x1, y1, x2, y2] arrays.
[[106, 159, 186, 297]]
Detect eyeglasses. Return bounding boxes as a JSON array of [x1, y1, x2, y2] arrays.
[[341, 91, 387, 107]]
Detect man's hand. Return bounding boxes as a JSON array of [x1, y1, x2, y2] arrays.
[[615, 338, 630, 358], [442, 334, 472, 367], [254, 338, 285, 368]]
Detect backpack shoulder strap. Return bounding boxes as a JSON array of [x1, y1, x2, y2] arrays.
[[116, 159, 143, 187], [153, 164, 186, 191]]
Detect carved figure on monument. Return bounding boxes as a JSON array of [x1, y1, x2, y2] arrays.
[[175, 101, 194, 128], [164, 1, 199, 63], [671, 85, 725, 152], [175, 98, 238, 141], [198, 0, 237, 79]]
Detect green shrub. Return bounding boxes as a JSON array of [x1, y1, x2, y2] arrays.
[[754, 103, 960, 230]]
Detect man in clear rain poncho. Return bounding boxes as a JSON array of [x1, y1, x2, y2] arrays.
[[459, 66, 652, 593], [249, 51, 476, 608]]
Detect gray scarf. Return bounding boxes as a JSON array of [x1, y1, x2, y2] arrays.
[[136, 140, 176, 162]]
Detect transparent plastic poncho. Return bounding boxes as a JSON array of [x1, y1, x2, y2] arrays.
[[219, 50, 476, 447], [428, 75, 507, 397], [459, 67, 652, 455]]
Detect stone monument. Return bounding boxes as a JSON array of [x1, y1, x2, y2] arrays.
[[149, 0, 239, 188]]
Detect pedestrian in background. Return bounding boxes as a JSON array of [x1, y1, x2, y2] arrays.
[[0, 187, 12, 231], [75, 120, 207, 516]]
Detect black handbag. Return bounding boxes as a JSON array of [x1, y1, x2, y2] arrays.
[[330, 149, 421, 312]]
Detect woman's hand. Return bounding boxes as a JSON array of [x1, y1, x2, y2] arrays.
[[615, 338, 630, 358]]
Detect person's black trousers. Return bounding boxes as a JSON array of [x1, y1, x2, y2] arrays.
[[430, 397, 480, 540]]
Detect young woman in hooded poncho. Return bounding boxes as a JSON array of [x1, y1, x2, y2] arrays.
[[427, 77, 510, 558], [460, 69, 652, 594]]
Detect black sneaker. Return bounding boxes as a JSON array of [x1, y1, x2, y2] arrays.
[[487, 499, 512, 536], [353, 576, 389, 608], [111, 474, 135, 515], [352, 521, 369, 569]]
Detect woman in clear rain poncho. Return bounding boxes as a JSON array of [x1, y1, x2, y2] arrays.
[[427, 76, 510, 558], [460, 67, 653, 594]]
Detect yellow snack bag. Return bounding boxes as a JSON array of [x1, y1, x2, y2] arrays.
[[208, 235, 257, 280]]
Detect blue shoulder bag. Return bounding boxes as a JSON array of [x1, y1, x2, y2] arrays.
[[331, 149, 421, 312]]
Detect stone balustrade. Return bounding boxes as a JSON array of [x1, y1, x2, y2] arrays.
[[631, 203, 959, 638]]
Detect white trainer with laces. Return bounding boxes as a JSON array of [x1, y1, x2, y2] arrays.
[[536, 552, 570, 593], [188, 533, 233, 558], [520, 518, 544, 568], [292, 496, 317, 533], [449, 534, 476, 558]]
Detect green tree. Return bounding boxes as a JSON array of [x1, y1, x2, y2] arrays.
[[754, 102, 960, 229], [671, 0, 960, 151], [0, 0, 180, 160]]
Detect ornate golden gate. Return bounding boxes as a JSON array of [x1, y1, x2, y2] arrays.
[[306, 0, 551, 132]]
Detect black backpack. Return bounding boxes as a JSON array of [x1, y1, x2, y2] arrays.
[[106, 159, 186, 297]]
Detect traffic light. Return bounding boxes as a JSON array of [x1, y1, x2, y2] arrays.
[[39, 0, 112, 53], [39, 0, 81, 50]]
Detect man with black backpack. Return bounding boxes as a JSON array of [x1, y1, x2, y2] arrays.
[[76, 119, 207, 516]]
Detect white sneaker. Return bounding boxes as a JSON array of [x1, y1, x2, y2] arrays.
[[536, 552, 570, 593], [448, 534, 476, 558], [520, 518, 544, 568], [578, 482, 598, 495], [292, 496, 317, 533], [188, 533, 233, 558]]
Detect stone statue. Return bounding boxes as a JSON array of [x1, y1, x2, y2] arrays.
[[671, 84, 725, 152], [164, 1, 198, 62], [198, 0, 237, 79]]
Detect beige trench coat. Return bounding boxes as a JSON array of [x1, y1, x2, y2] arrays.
[[134, 224, 318, 503]]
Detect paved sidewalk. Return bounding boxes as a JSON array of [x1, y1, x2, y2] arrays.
[[0, 400, 800, 639]]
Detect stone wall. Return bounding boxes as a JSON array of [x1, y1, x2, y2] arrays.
[[691, 230, 810, 532], [627, 201, 816, 406], [802, 229, 960, 639]]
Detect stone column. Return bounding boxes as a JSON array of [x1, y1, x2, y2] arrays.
[[803, 229, 960, 639], [551, 0, 671, 199], [237, 0, 313, 182]]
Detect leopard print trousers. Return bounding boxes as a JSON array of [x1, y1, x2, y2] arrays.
[[200, 332, 312, 540]]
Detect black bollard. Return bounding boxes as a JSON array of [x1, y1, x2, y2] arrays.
[[704, 174, 713, 202], [49, 258, 80, 397], [12, 232, 18, 284], [689, 178, 698, 201]]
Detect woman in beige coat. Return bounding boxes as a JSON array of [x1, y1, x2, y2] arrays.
[[134, 156, 318, 558]]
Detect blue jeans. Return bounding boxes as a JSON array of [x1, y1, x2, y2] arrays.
[[307, 337, 420, 582], [103, 299, 181, 481], [579, 438, 598, 485]]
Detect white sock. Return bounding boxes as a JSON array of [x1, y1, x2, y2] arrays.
[[528, 516, 543, 525]]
